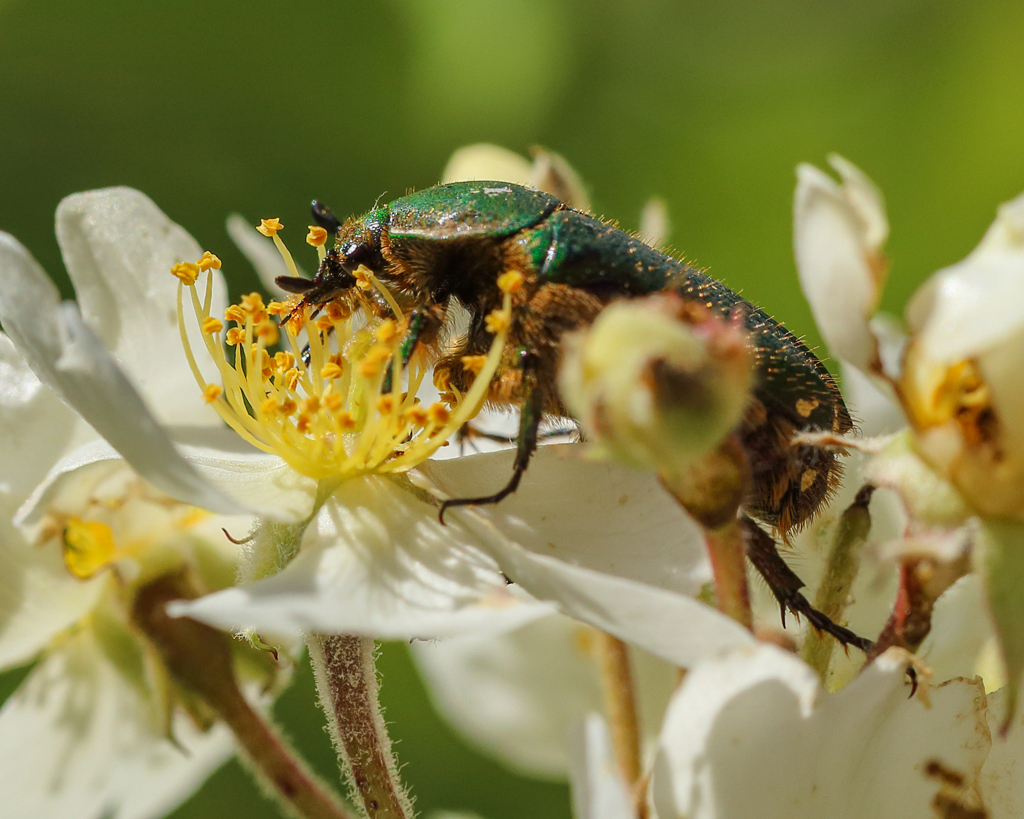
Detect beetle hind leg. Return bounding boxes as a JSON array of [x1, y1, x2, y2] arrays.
[[739, 515, 874, 654]]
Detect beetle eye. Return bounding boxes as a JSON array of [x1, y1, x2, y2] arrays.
[[342, 242, 373, 270]]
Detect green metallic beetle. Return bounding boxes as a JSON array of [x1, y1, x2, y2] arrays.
[[278, 181, 867, 651]]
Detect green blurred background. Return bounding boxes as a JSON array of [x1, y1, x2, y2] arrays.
[[2, 0, 1024, 816]]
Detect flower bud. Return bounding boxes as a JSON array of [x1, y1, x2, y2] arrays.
[[558, 294, 753, 477]]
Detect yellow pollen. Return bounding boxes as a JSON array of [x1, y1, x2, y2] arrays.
[[460, 355, 488, 375], [225, 305, 246, 324], [405, 405, 429, 426], [257, 217, 283, 237], [428, 403, 451, 425], [63, 518, 117, 579], [497, 270, 525, 294], [359, 345, 392, 378], [256, 321, 280, 345], [175, 234, 514, 480], [260, 397, 281, 417], [335, 411, 357, 432], [326, 302, 350, 322], [198, 251, 222, 271], [307, 225, 328, 246], [354, 267, 373, 290], [485, 308, 512, 334], [433, 368, 451, 392], [375, 320, 399, 343], [241, 292, 266, 314], [171, 262, 199, 285]]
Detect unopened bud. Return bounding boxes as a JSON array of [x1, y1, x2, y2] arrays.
[[559, 294, 753, 474]]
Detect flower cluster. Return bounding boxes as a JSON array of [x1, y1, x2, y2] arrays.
[[3, 144, 1024, 819]]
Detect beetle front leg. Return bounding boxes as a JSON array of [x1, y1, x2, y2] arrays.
[[439, 357, 544, 523], [382, 305, 441, 393]]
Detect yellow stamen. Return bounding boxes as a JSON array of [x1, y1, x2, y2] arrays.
[[202, 316, 224, 334], [257, 218, 283, 237], [171, 262, 199, 286], [497, 270, 525, 294], [460, 355, 488, 375], [173, 234, 514, 481], [485, 308, 512, 334], [63, 518, 117, 579], [307, 225, 328, 247], [198, 251, 222, 271]]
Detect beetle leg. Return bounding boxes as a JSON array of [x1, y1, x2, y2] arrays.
[[739, 515, 874, 654], [439, 366, 544, 524], [382, 306, 437, 394]]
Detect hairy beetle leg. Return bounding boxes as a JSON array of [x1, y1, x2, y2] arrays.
[[740, 515, 874, 654], [439, 381, 544, 524]]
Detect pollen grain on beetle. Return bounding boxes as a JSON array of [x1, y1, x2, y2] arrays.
[[173, 229, 512, 481]]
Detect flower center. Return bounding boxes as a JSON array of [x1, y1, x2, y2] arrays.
[[174, 221, 518, 480]]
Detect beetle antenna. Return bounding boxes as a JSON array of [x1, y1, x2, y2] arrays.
[[311, 200, 343, 234]]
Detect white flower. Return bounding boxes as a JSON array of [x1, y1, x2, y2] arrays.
[[412, 612, 678, 779], [650, 644, 995, 819], [794, 157, 1024, 719], [145, 160, 758, 668], [0, 189, 282, 819]]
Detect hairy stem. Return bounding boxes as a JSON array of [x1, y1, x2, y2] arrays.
[[594, 631, 648, 819], [133, 572, 350, 819], [801, 485, 873, 682], [309, 635, 413, 819]]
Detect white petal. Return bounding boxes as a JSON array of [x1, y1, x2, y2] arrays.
[[423, 445, 752, 665], [174, 475, 554, 638], [907, 190, 1024, 370], [421, 444, 712, 595], [0, 629, 234, 819], [442, 144, 535, 186], [840, 362, 905, 437], [919, 574, 996, 684], [793, 159, 887, 370], [0, 332, 86, 499], [55, 188, 226, 423], [0, 506, 104, 670], [978, 685, 1024, 818], [651, 645, 989, 819], [412, 613, 677, 779], [227, 213, 305, 300], [569, 715, 635, 819]]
